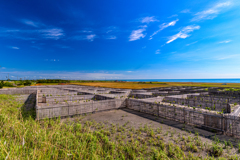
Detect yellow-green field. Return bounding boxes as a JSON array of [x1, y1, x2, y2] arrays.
[[70, 82, 240, 89]]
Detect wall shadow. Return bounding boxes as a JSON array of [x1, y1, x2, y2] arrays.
[[20, 93, 36, 120]]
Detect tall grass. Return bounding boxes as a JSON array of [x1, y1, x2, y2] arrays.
[[0, 94, 237, 159], [0, 94, 123, 159]]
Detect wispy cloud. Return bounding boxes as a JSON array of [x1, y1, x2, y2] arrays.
[[149, 19, 178, 40], [155, 49, 160, 54], [0, 70, 123, 80], [141, 16, 158, 23], [31, 46, 42, 50], [106, 35, 117, 39], [191, 1, 231, 21], [0, 25, 65, 40], [126, 71, 132, 73], [168, 14, 178, 18], [219, 40, 232, 43], [181, 9, 191, 13], [81, 30, 92, 33], [216, 54, 239, 60], [186, 41, 198, 46], [129, 25, 147, 41], [21, 19, 40, 27], [40, 28, 64, 40], [86, 34, 96, 41], [55, 44, 73, 49], [105, 26, 118, 33], [70, 34, 97, 41], [10, 46, 20, 49], [166, 25, 200, 44], [44, 59, 60, 62]]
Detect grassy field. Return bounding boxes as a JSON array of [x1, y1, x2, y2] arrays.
[[70, 81, 240, 89], [1, 94, 240, 159]]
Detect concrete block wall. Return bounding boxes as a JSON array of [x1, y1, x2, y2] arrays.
[[94, 95, 114, 100], [164, 97, 228, 112], [188, 95, 240, 104], [126, 99, 223, 132], [42, 95, 95, 103], [129, 93, 154, 99], [0, 88, 37, 95], [36, 99, 126, 120]]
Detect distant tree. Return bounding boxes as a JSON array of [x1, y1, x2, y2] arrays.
[[0, 81, 4, 89], [24, 80, 32, 86]]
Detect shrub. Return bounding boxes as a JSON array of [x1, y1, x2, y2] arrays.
[[3, 81, 14, 87], [0, 81, 3, 88], [24, 80, 32, 86], [208, 143, 223, 157]]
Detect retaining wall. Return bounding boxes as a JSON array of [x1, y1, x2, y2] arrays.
[[36, 99, 126, 120], [41, 95, 95, 103], [126, 99, 240, 138], [0, 89, 37, 94]]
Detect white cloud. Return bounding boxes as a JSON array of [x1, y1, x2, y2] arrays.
[[86, 34, 96, 41], [21, 19, 40, 27], [181, 9, 191, 13], [127, 71, 132, 73], [31, 46, 41, 50], [40, 28, 64, 40], [129, 25, 147, 41], [168, 14, 178, 18], [11, 46, 20, 49], [70, 34, 97, 41], [191, 1, 231, 21], [106, 35, 117, 39], [0, 70, 124, 80], [219, 40, 232, 43], [155, 49, 160, 54], [186, 41, 198, 46], [149, 19, 178, 40], [166, 25, 200, 44], [105, 26, 118, 33], [216, 54, 239, 60], [141, 16, 158, 23], [55, 44, 73, 49], [82, 30, 92, 33], [1, 20, 65, 40]]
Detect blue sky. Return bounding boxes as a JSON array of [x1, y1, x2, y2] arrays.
[[1, 0, 240, 80]]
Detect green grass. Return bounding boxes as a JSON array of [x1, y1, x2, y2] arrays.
[[0, 94, 239, 159]]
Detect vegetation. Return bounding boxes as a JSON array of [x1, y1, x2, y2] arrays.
[[0, 81, 4, 88], [36, 79, 70, 84], [71, 81, 240, 89], [224, 88, 240, 92], [0, 94, 239, 159], [2, 79, 240, 89], [0, 80, 14, 88]]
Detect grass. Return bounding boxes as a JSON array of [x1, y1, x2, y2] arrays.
[[0, 94, 239, 159], [70, 81, 240, 89], [2, 85, 25, 89]]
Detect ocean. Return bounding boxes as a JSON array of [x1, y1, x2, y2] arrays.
[[118, 79, 240, 83]]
